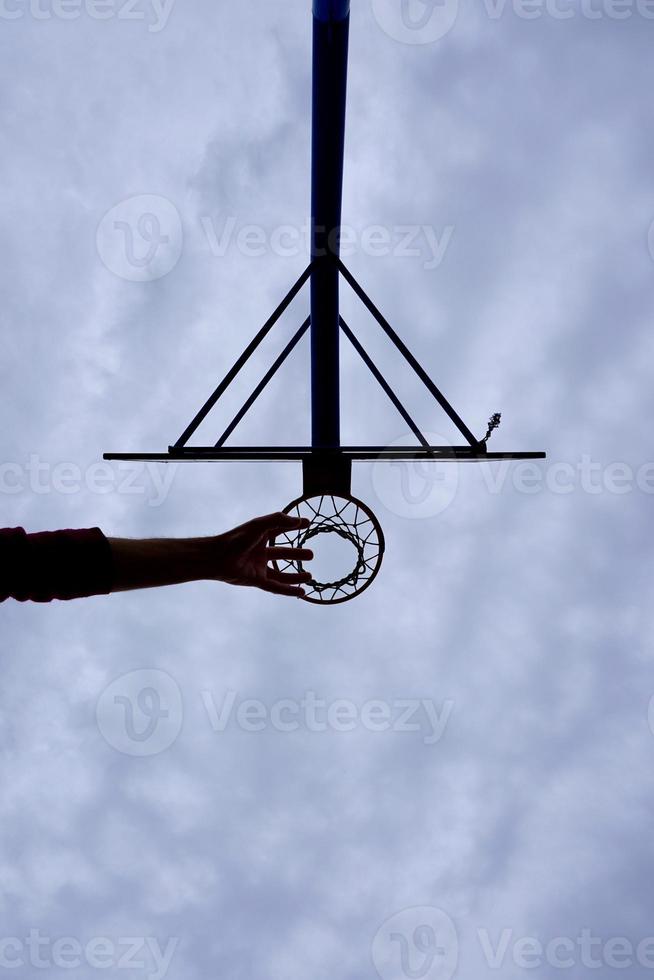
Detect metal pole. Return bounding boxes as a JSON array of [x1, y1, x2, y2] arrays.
[[311, 0, 350, 448]]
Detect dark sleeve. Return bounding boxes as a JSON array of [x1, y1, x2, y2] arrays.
[[0, 527, 114, 603]]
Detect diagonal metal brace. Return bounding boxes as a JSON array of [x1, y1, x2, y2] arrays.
[[215, 319, 311, 448], [337, 258, 481, 448], [174, 262, 313, 448], [339, 316, 430, 449]]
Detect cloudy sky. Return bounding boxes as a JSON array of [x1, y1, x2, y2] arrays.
[[1, 0, 653, 977]]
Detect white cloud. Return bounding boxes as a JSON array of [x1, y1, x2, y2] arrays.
[[1, 1, 652, 977]]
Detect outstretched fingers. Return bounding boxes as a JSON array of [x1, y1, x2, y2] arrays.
[[261, 580, 309, 599], [261, 564, 313, 598], [266, 546, 314, 563], [252, 512, 311, 538], [268, 569, 313, 587]]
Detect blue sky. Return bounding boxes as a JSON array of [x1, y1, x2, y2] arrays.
[[1, 0, 653, 977]]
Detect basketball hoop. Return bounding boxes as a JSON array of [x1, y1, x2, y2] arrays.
[[271, 493, 385, 605]]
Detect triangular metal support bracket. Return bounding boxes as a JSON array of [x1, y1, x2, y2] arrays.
[[103, 258, 546, 465]]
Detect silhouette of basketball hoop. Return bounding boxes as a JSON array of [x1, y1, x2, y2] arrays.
[[272, 492, 385, 605], [104, 1, 544, 604]]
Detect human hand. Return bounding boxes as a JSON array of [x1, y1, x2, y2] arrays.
[[210, 512, 313, 598]]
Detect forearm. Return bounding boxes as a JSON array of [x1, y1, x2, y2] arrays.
[[107, 536, 216, 593]]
